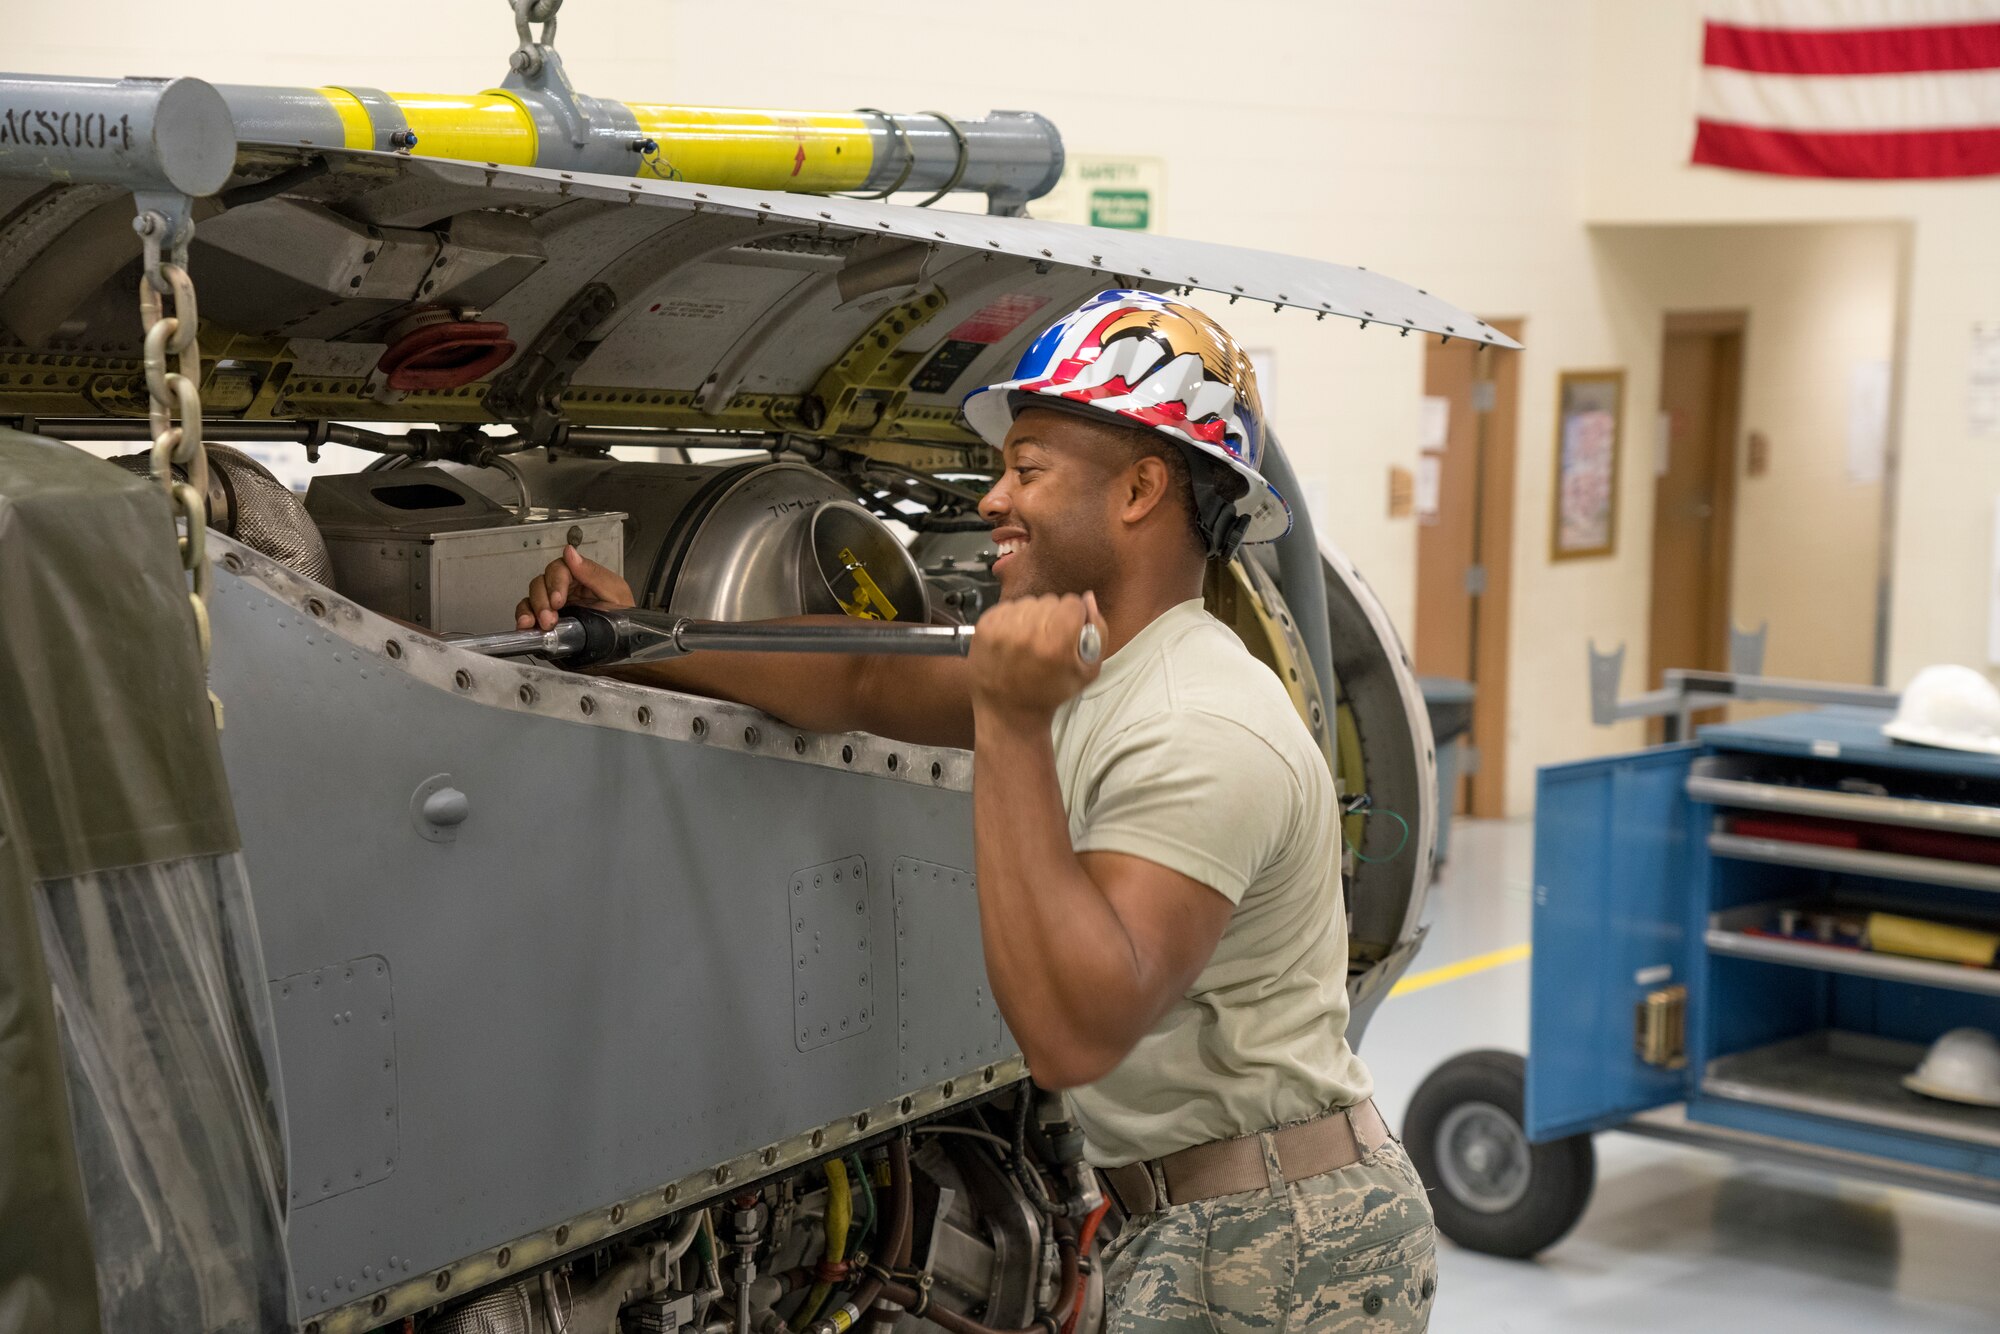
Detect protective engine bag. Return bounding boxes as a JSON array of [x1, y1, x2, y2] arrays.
[[0, 428, 292, 1333]]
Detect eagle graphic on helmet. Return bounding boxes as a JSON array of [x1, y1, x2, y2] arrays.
[[962, 289, 1289, 547]]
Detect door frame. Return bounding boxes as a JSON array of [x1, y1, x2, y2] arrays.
[[1649, 310, 1745, 697], [1414, 316, 1522, 819]]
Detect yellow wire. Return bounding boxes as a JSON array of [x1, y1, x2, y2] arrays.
[[800, 1157, 851, 1324]]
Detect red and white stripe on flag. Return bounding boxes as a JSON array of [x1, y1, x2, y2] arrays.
[[1694, 0, 2000, 177]]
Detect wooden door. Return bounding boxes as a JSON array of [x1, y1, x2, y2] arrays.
[[1648, 316, 1743, 720], [1413, 318, 1522, 818]]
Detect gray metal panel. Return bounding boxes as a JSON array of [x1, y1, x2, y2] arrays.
[[305, 466, 626, 632], [0, 150, 1512, 443], [791, 857, 875, 1052], [270, 957, 400, 1208], [339, 147, 1516, 345], [203, 538, 1001, 1322], [894, 859, 1006, 1086]]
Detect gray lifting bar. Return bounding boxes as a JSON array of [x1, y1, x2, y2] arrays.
[[0, 0, 1064, 212], [0, 74, 234, 197]]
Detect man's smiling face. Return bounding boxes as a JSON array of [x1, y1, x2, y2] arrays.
[[978, 407, 1132, 601]]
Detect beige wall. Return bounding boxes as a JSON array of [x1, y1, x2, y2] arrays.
[[1497, 220, 1908, 808], [1585, 2, 2000, 697], [1493, 2, 1981, 810], [1589, 222, 1903, 683]]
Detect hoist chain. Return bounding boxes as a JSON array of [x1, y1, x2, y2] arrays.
[[135, 207, 223, 728]]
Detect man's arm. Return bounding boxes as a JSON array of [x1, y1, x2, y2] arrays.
[[516, 546, 973, 748], [967, 594, 1235, 1090]]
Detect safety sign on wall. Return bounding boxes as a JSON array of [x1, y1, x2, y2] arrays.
[[1034, 155, 1166, 233]]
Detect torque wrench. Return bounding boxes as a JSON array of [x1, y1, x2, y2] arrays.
[[454, 605, 1102, 669]]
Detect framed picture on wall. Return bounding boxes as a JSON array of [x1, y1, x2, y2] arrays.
[[1549, 369, 1624, 561]]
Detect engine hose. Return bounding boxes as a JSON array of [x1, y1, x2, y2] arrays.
[[799, 1157, 852, 1325], [809, 1138, 912, 1334], [1059, 1202, 1109, 1334], [876, 1224, 1079, 1334], [663, 1212, 705, 1265], [1011, 1093, 1068, 1218]]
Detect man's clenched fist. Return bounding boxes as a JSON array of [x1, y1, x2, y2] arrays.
[[969, 591, 1105, 722]]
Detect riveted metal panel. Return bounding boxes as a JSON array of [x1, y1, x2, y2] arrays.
[[203, 537, 991, 1320], [270, 956, 399, 1207], [791, 857, 875, 1051], [894, 858, 1006, 1085]]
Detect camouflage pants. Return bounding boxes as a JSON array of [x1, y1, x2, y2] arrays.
[[1100, 1137, 1437, 1332]]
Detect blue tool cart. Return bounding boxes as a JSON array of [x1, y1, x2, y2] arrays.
[[1404, 704, 2000, 1257]]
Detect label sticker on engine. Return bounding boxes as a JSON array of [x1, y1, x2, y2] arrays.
[[911, 339, 987, 396], [645, 298, 739, 321], [944, 293, 1049, 345]]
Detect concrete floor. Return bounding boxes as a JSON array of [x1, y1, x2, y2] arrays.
[[1361, 818, 2000, 1333]]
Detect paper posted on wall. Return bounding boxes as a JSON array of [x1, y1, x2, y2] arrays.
[[1848, 359, 1889, 485], [1420, 396, 1450, 452], [1416, 454, 1442, 525], [1973, 323, 2000, 439]]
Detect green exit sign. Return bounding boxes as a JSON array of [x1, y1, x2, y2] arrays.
[[1089, 189, 1150, 230]]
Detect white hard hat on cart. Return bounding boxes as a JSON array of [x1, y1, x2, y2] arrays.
[[1882, 664, 2000, 756], [1904, 1028, 2000, 1107]]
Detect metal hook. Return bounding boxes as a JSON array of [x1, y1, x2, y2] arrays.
[[508, 0, 563, 77]]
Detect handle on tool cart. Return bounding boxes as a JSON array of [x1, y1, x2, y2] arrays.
[[454, 606, 1102, 670]]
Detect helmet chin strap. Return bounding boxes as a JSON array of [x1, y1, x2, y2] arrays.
[[1209, 512, 1252, 562], [1190, 466, 1252, 562]]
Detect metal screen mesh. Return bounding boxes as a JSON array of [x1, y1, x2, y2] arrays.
[[107, 445, 334, 586]]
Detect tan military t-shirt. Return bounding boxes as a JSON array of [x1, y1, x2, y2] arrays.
[[1050, 599, 1371, 1168]]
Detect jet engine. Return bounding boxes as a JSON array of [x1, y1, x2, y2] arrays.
[[0, 44, 1509, 1331]]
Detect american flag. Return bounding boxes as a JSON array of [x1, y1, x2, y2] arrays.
[[1694, 1, 2000, 177]]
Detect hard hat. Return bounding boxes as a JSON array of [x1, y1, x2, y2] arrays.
[[1903, 1027, 2000, 1107], [961, 289, 1288, 555], [1882, 664, 2000, 756]]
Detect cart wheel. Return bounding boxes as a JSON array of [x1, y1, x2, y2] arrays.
[[1403, 1049, 1594, 1258]]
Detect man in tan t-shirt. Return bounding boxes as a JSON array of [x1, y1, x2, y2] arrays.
[[518, 291, 1436, 1330]]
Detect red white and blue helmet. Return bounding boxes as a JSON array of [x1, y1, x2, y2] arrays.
[[962, 289, 1290, 545]]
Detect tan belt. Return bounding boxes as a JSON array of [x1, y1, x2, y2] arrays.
[[1102, 1099, 1391, 1214]]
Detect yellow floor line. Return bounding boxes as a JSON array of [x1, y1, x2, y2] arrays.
[[1389, 942, 1531, 997]]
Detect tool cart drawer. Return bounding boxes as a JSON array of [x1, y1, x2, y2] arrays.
[[1682, 713, 2000, 1179]]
